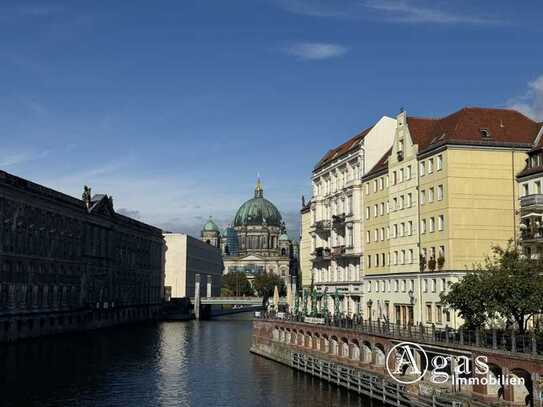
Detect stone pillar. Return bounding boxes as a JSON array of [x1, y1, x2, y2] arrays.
[[194, 274, 201, 320], [206, 275, 212, 298]]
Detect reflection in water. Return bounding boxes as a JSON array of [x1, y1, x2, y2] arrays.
[[0, 317, 380, 407]]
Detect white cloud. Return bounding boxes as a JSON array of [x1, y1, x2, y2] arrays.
[[0, 149, 50, 167], [364, 0, 498, 24], [285, 42, 348, 60], [273, 0, 500, 25], [508, 75, 543, 121]]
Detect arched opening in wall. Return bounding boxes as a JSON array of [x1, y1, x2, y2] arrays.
[[486, 363, 504, 400], [298, 330, 305, 346], [350, 339, 360, 361], [272, 327, 279, 341], [314, 333, 321, 351], [374, 343, 386, 367], [281, 248, 286, 256], [224, 245, 230, 255], [322, 335, 330, 353], [362, 341, 372, 363], [305, 332, 312, 348], [510, 368, 533, 407], [340, 337, 349, 358], [330, 336, 339, 355], [206, 240, 211, 245], [279, 328, 285, 342], [286, 329, 291, 344]]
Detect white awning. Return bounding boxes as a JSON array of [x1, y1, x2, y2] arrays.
[[522, 212, 543, 219]]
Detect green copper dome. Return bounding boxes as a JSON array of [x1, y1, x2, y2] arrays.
[[203, 217, 220, 232], [279, 233, 290, 241], [233, 180, 282, 227]]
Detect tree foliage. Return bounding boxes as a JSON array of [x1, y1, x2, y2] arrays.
[[441, 242, 543, 333], [221, 271, 254, 296], [252, 272, 286, 299]]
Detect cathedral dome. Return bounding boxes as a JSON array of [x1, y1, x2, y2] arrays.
[[279, 233, 290, 241], [233, 179, 282, 227], [202, 217, 220, 232]]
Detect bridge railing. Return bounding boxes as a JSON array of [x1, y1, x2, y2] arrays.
[[258, 313, 543, 357]]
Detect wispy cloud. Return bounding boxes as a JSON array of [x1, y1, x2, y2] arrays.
[[273, 0, 501, 25], [272, 0, 356, 17], [508, 75, 543, 121], [364, 0, 498, 24], [0, 149, 50, 167], [285, 42, 349, 60]]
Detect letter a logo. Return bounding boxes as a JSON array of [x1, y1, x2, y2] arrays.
[[386, 342, 428, 385]]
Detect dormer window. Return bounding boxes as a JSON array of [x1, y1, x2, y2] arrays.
[[480, 128, 491, 139]]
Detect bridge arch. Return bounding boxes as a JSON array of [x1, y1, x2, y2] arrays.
[[314, 333, 321, 351], [330, 336, 339, 356], [322, 334, 330, 354], [272, 327, 280, 341], [361, 341, 372, 363], [340, 337, 349, 358], [285, 328, 291, 344], [374, 343, 386, 367], [305, 332, 312, 349], [509, 368, 532, 407], [349, 339, 360, 362]]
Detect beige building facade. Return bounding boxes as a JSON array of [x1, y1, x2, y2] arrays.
[[362, 107, 542, 328], [164, 233, 223, 299], [299, 200, 313, 289]]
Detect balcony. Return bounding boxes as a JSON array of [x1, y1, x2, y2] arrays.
[[312, 247, 332, 262], [332, 213, 346, 229], [332, 245, 346, 257], [520, 194, 543, 209], [314, 219, 331, 234]]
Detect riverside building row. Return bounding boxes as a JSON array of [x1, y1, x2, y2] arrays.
[[0, 170, 165, 342], [300, 107, 543, 328]]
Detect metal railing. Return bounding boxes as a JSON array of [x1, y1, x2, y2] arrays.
[[258, 313, 543, 357]]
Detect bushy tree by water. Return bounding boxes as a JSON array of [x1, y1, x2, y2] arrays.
[[221, 271, 254, 296], [252, 272, 286, 300], [440, 242, 543, 333]]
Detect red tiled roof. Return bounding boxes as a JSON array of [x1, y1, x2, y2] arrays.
[[314, 126, 373, 171], [409, 107, 541, 153]]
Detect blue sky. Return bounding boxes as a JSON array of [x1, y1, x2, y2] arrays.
[[1, 0, 542, 238]]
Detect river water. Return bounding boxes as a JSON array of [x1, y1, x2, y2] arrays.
[[1, 316, 381, 407]]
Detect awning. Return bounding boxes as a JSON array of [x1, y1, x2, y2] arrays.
[[521, 212, 543, 219]]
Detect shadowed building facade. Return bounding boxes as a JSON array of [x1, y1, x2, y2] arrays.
[[0, 170, 165, 342]]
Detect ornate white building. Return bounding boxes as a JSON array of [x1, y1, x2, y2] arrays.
[[309, 116, 397, 315]]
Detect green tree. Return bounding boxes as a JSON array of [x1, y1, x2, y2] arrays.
[[221, 271, 254, 296], [441, 242, 543, 333], [253, 272, 286, 299]]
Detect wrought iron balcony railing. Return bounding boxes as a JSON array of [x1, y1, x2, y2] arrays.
[[520, 194, 543, 208]]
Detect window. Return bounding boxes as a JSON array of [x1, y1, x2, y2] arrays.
[[393, 197, 397, 211], [428, 159, 433, 174], [399, 168, 404, 183], [428, 187, 434, 203], [432, 279, 437, 293], [373, 180, 378, 192], [398, 139, 404, 152], [378, 177, 383, 190], [408, 249, 414, 264], [436, 305, 442, 323], [367, 256, 372, 269], [407, 193, 413, 207], [386, 227, 390, 240], [381, 253, 386, 266], [537, 181, 542, 194], [419, 161, 425, 176], [379, 202, 384, 216], [392, 171, 397, 185], [441, 278, 446, 292], [439, 245, 445, 258], [366, 231, 370, 243], [437, 184, 444, 201], [386, 201, 390, 214], [523, 183, 529, 197], [400, 250, 405, 264], [407, 165, 412, 180], [365, 207, 370, 220], [437, 155, 443, 171], [407, 221, 413, 236], [424, 279, 428, 292], [426, 304, 433, 322], [394, 251, 398, 265], [373, 229, 378, 242], [365, 183, 369, 195], [375, 254, 380, 267], [399, 195, 404, 210], [400, 223, 405, 237], [380, 228, 385, 241], [393, 224, 398, 238], [420, 190, 425, 205], [421, 219, 427, 234], [438, 215, 444, 231], [429, 217, 435, 232]]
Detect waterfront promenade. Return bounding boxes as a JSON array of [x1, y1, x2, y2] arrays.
[[252, 315, 543, 407]]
